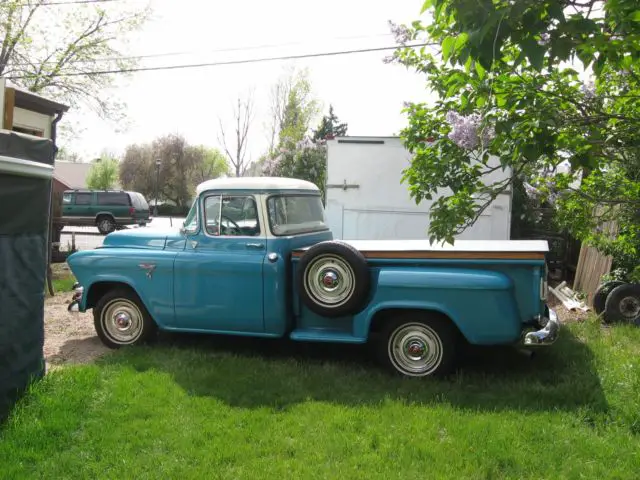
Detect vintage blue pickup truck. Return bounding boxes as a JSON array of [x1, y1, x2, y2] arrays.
[[67, 177, 558, 377]]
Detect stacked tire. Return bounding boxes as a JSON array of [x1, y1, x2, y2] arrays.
[[593, 281, 640, 326], [295, 241, 459, 377]]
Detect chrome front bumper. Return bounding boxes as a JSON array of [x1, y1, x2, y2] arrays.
[[523, 307, 559, 346], [67, 283, 83, 313]]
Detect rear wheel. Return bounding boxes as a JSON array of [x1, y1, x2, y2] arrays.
[[377, 313, 459, 377], [96, 216, 116, 235], [93, 288, 158, 348]]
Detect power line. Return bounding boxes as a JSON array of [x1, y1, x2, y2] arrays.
[[13, 0, 126, 6], [5, 32, 394, 67], [8, 43, 431, 79]]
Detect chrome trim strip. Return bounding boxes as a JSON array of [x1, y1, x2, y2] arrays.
[[0, 154, 54, 179]]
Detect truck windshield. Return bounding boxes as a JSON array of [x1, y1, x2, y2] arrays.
[[266, 194, 328, 236]]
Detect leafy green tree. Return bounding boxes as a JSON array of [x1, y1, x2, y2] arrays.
[[0, 0, 151, 119], [263, 138, 327, 197], [120, 136, 228, 207], [189, 145, 230, 184], [265, 67, 320, 154], [389, 0, 640, 278], [312, 105, 348, 141], [262, 107, 348, 197], [119, 143, 155, 199], [86, 157, 119, 190], [278, 84, 319, 147]]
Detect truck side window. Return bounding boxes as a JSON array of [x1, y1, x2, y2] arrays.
[[204, 194, 260, 237], [62, 193, 72, 204]]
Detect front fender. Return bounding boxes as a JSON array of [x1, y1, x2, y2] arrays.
[[80, 274, 138, 311], [68, 248, 176, 328], [355, 267, 522, 345]]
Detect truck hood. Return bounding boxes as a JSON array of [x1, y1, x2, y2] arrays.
[[100, 227, 185, 250]]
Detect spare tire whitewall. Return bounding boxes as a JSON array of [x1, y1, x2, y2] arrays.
[[296, 241, 371, 317]]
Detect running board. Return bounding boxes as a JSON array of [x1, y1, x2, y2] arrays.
[[289, 329, 366, 344]]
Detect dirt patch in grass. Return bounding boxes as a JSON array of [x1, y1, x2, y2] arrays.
[[546, 278, 592, 323], [44, 292, 110, 372], [547, 294, 590, 323]]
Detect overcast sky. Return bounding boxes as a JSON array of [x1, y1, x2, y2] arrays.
[[62, 0, 431, 165]]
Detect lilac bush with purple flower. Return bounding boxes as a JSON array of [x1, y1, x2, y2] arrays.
[[387, 0, 640, 270]]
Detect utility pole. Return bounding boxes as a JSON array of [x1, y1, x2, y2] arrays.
[[154, 159, 161, 217]]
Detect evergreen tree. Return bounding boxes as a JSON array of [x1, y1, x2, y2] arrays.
[[312, 105, 348, 141]]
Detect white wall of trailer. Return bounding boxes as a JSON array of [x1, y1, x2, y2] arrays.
[[324, 136, 512, 241]]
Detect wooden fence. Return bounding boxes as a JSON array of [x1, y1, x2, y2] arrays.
[[573, 214, 618, 306]]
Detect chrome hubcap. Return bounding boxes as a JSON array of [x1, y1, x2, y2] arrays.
[[102, 299, 144, 344], [114, 312, 132, 330], [620, 296, 640, 319], [406, 340, 427, 359], [321, 270, 339, 289], [304, 254, 355, 307], [389, 323, 443, 376]]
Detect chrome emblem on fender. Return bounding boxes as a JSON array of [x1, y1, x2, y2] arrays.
[[138, 263, 156, 279]]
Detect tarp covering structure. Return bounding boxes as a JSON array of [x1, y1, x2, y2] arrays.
[[0, 129, 54, 421]]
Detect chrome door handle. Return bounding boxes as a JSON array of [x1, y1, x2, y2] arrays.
[[245, 242, 264, 249]]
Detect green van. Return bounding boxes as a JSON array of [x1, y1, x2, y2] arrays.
[[60, 189, 151, 235]]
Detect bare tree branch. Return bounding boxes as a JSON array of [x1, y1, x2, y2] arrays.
[[1, 0, 150, 123], [217, 90, 255, 176], [0, 1, 44, 75]]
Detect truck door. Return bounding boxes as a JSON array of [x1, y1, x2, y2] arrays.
[[173, 192, 265, 332]]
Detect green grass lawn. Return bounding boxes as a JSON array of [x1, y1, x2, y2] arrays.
[[51, 274, 76, 293], [1, 319, 639, 479]]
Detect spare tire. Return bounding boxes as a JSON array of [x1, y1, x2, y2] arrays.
[[604, 283, 640, 325], [593, 280, 625, 315], [296, 240, 370, 318]]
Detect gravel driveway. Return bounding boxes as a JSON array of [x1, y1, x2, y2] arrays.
[[44, 292, 110, 371]]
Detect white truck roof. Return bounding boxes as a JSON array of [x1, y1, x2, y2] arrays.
[[196, 177, 319, 195]]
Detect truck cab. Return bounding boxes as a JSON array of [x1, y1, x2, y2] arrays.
[[67, 177, 558, 378]]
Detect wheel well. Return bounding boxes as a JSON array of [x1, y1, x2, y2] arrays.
[[369, 308, 463, 338], [86, 281, 137, 309], [95, 213, 115, 223]]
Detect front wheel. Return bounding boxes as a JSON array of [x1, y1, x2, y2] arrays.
[[377, 313, 459, 377], [93, 288, 158, 349]]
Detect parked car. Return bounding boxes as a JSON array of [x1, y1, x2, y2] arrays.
[[66, 177, 558, 378], [60, 189, 150, 234]]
